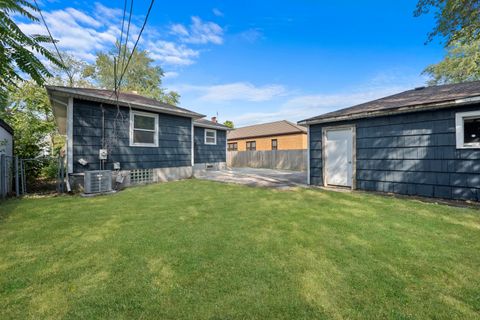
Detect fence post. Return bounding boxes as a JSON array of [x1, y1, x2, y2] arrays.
[[0, 154, 5, 199], [15, 156, 19, 197]]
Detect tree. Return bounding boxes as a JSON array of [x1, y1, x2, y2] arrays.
[[423, 38, 480, 85], [0, 0, 63, 105], [48, 53, 94, 87], [414, 0, 480, 45], [86, 44, 180, 105], [0, 80, 56, 160], [223, 120, 234, 129]]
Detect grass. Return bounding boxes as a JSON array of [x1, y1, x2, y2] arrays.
[[0, 179, 479, 319]]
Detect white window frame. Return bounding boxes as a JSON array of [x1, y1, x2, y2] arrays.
[[129, 110, 159, 147], [204, 129, 217, 145], [455, 110, 480, 149]]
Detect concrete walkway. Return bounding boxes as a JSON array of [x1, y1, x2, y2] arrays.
[[195, 167, 307, 189]]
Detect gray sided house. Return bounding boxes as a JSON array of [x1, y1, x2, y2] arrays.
[[47, 86, 228, 188], [0, 118, 13, 157], [193, 118, 229, 174], [299, 81, 480, 201]]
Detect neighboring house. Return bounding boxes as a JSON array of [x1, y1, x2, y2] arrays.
[[46, 86, 228, 188], [227, 120, 307, 151], [0, 118, 13, 197], [299, 81, 480, 201], [0, 118, 13, 157]]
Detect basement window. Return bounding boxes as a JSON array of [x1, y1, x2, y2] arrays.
[[130, 110, 158, 147], [456, 110, 480, 148], [205, 129, 217, 145]]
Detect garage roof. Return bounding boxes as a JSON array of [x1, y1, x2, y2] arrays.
[[299, 81, 480, 125], [228, 120, 307, 140]]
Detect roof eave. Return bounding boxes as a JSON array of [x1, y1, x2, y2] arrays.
[[298, 96, 480, 125], [194, 122, 230, 130], [46, 86, 205, 119]]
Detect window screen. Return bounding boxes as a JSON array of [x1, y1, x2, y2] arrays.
[[246, 141, 256, 151], [131, 112, 158, 146], [205, 129, 217, 144]]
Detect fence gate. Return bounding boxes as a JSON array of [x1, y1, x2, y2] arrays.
[[0, 155, 66, 198]]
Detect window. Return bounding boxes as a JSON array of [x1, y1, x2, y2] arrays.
[[130, 111, 158, 147], [205, 129, 217, 145], [455, 110, 480, 148], [228, 142, 238, 151], [271, 139, 278, 150], [246, 141, 256, 151]]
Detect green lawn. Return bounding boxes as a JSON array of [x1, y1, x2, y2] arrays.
[[1, 180, 479, 319]]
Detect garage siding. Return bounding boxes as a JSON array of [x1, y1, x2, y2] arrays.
[[309, 104, 480, 201]]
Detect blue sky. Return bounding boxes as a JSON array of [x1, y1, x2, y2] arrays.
[[25, 1, 444, 126]]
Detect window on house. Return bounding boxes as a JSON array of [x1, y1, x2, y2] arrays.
[[130, 111, 158, 147], [271, 139, 278, 150], [455, 110, 480, 148], [228, 142, 238, 151], [205, 129, 217, 145], [246, 141, 256, 151]]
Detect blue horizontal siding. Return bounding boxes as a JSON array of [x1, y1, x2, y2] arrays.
[[194, 127, 226, 164], [72, 99, 192, 172], [309, 104, 480, 201]]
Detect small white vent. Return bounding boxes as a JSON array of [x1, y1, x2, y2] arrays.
[[84, 170, 113, 194], [130, 169, 153, 185]]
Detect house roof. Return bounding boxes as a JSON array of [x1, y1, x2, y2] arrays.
[[227, 120, 307, 140], [299, 81, 480, 125], [0, 118, 13, 135], [46, 86, 205, 119], [194, 118, 230, 130]]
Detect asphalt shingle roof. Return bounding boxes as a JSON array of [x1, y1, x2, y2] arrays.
[[300, 81, 480, 124], [46, 86, 205, 119], [228, 120, 307, 140], [194, 118, 230, 130]]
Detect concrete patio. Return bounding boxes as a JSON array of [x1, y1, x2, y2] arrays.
[[195, 167, 307, 189]]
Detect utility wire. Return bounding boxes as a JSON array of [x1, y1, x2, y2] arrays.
[[115, 0, 128, 94], [33, 0, 74, 86], [117, 0, 155, 90], [119, 0, 134, 79]]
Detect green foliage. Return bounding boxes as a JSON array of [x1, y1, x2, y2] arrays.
[[48, 53, 94, 87], [0, 80, 55, 160], [0, 0, 63, 105], [223, 120, 234, 128], [423, 38, 480, 84], [88, 44, 180, 105], [415, 0, 480, 45]]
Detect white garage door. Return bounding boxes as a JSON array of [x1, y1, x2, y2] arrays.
[[325, 128, 353, 187]]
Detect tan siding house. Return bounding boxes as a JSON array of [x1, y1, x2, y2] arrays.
[[227, 120, 307, 151]]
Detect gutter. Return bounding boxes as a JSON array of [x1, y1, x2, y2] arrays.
[[193, 122, 231, 131], [298, 95, 480, 125]]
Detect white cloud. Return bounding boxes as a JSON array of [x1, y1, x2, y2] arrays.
[[17, 3, 221, 66], [238, 28, 263, 43], [163, 71, 179, 79], [212, 8, 224, 17], [147, 40, 199, 66], [179, 82, 287, 102], [171, 16, 223, 45]]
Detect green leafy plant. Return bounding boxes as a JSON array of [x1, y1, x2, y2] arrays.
[[0, 0, 63, 105]]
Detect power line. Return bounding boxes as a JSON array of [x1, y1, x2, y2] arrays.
[[115, 0, 128, 94], [120, 0, 134, 79], [33, 0, 73, 85], [117, 0, 155, 91]]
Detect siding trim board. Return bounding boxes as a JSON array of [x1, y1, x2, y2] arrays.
[[308, 104, 480, 201]]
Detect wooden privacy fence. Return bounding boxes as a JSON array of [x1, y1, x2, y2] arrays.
[[227, 150, 307, 171]]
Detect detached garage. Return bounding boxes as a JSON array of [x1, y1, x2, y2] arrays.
[[299, 81, 480, 201]]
